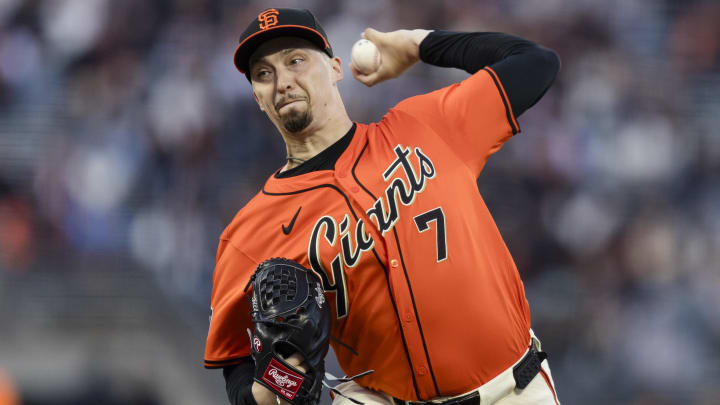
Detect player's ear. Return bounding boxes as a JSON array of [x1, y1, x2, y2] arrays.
[[329, 56, 343, 83]]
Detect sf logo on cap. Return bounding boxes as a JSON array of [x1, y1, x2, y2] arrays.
[[258, 9, 279, 30]]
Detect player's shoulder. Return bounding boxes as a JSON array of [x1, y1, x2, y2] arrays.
[[382, 82, 457, 129], [220, 189, 274, 242], [372, 95, 444, 137], [390, 68, 494, 114]]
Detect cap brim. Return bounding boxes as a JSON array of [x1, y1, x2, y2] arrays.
[[234, 25, 332, 74]]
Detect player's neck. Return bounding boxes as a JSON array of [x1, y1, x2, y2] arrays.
[[280, 113, 353, 170]]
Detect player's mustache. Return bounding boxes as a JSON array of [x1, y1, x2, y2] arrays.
[[275, 94, 306, 111]]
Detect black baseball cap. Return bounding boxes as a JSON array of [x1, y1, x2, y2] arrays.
[[234, 8, 333, 78]]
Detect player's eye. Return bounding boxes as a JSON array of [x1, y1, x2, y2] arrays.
[[289, 57, 304, 65], [254, 69, 271, 80]]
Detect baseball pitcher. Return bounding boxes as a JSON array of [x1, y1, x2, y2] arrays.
[[205, 7, 561, 405]]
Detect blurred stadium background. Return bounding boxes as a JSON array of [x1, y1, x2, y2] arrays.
[[1, 0, 719, 404]]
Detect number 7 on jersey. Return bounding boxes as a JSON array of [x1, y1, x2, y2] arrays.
[[413, 207, 448, 262]]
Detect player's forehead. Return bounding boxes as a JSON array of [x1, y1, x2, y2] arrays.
[[249, 36, 322, 68]]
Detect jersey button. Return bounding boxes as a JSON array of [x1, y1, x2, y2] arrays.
[[417, 366, 428, 376], [351, 186, 360, 193], [337, 172, 347, 178], [404, 312, 413, 323], [390, 259, 399, 268]]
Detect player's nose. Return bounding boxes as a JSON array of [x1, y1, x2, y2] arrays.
[[275, 67, 295, 93]]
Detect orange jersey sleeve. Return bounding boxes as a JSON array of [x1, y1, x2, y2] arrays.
[[394, 67, 519, 175], [204, 230, 258, 368]]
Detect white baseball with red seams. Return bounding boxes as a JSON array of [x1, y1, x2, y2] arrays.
[[351, 39, 381, 74]]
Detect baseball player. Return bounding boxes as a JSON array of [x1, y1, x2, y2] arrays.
[[205, 7, 561, 405]]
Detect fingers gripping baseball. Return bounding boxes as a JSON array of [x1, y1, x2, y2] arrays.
[[351, 28, 432, 87]]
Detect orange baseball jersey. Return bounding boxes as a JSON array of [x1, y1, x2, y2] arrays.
[[205, 66, 531, 401]]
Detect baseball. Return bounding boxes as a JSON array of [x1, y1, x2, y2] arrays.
[[351, 39, 381, 75]]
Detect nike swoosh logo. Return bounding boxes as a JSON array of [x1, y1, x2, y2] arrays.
[[282, 207, 302, 235]]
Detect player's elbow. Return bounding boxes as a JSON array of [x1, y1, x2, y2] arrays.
[[527, 46, 560, 91], [538, 46, 561, 84]]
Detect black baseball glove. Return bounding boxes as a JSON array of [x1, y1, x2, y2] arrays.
[[246, 258, 331, 405]]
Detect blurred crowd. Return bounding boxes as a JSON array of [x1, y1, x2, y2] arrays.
[[1, 0, 719, 404]]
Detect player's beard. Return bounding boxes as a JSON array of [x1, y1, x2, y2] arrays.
[[280, 107, 312, 133]]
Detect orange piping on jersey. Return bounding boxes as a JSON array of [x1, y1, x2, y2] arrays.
[[484, 67, 520, 134]]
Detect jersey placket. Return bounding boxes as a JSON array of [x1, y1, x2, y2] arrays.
[[334, 166, 438, 400], [382, 228, 438, 399]]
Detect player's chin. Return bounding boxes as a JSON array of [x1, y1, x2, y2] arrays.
[[281, 109, 313, 133]]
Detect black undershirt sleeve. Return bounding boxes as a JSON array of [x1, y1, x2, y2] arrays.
[[223, 359, 258, 405], [419, 30, 560, 118]]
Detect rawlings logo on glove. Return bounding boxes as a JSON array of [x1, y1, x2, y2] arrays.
[[268, 369, 299, 388], [263, 358, 305, 399]]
